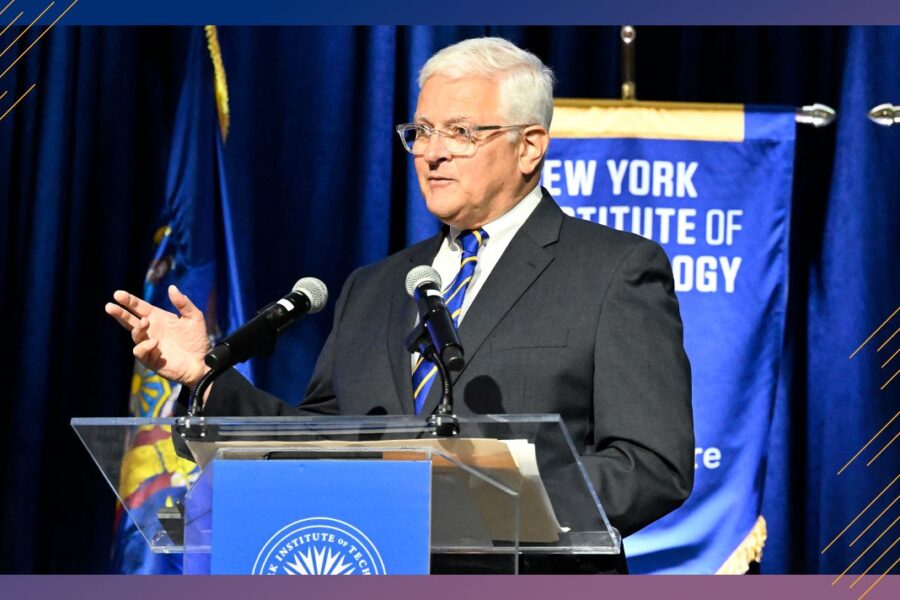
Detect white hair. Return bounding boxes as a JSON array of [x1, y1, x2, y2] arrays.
[[418, 37, 555, 132]]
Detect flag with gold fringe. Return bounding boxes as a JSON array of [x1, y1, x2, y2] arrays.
[[543, 100, 795, 573], [110, 26, 246, 574]]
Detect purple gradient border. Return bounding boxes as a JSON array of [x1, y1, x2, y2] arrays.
[[9, 0, 900, 25], [4, 0, 898, 592], [1, 575, 899, 599]]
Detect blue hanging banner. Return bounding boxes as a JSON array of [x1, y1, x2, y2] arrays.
[[207, 460, 432, 575], [544, 101, 795, 573]]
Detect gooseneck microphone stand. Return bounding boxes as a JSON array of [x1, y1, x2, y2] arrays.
[[405, 321, 462, 437], [178, 357, 228, 440], [188, 365, 224, 417]]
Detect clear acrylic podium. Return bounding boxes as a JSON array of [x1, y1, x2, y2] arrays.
[[72, 414, 621, 574]]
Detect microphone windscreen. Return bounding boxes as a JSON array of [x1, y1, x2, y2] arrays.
[[405, 265, 442, 297], [293, 277, 329, 313]]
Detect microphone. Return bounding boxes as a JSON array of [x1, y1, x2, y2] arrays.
[[204, 277, 328, 371], [405, 266, 464, 371]]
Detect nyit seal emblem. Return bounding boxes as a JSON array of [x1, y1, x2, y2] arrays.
[[252, 517, 386, 575]]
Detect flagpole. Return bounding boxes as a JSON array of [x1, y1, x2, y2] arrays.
[[618, 26, 836, 127], [620, 26, 637, 101]]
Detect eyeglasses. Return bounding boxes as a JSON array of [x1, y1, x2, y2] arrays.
[[395, 122, 533, 157]]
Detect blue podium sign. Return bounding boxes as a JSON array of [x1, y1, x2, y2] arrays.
[[204, 459, 431, 575]]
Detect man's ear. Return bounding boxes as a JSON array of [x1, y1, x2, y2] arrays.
[[518, 126, 550, 177]]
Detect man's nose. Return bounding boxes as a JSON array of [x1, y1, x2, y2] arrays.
[[422, 132, 451, 164]]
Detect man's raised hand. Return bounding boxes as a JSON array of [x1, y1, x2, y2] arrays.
[[105, 285, 211, 389]]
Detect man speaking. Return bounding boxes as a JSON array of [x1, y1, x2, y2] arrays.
[[106, 37, 694, 572]]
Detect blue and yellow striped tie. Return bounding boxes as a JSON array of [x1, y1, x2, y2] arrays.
[[411, 228, 488, 414]]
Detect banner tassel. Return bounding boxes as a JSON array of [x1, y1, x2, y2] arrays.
[[204, 25, 230, 142], [716, 516, 767, 574]]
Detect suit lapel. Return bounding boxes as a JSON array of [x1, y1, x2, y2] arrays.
[[386, 233, 444, 415], [419, 191, 563, 416]]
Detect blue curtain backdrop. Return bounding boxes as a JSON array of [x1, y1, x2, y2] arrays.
[[0, 26, 897, 574]]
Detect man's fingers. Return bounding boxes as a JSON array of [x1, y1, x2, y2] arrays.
[[146, 344, 164, 370], [105, 302, 140, 331], [113, 290, 156, 318], [131, 317, 149, 344], [169, 285, 200, 319], [132, 337, 159, 360]]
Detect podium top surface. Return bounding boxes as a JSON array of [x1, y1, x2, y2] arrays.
[[71, 413, 620, 557], [72, 413, 569, 428]]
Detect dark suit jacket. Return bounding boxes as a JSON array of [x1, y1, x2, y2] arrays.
[[204, 190, 694, 542]]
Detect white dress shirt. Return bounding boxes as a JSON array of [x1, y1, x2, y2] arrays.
[[411, 184, 543, 371]]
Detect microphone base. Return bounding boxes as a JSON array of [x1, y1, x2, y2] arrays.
[[175, 415, 208, 440], [428, 412, 460, 437]]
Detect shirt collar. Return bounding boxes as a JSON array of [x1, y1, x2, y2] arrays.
[[448, 184, 543, 248]]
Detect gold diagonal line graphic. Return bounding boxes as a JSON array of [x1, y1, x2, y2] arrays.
[[857, 554, 900, 600], [881, 368, 899, 390], [0, 89, 6, 101], [0, 1, 53, 61], [823, 474, 900, 553], [0, 11, 22, 39], [0, 0, 15, 18], [882, 347, 900, 369], [876, 326, 899, 352], [832, 514, 900, 585], [866, 431, 899, 467], [0, 81, 34, 122], [848, 535, 899, 589], [850, 306, 900, 359], [0, 0, 77, 81], [850, 495, 899, 546], [838, 412, 899, 475]]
